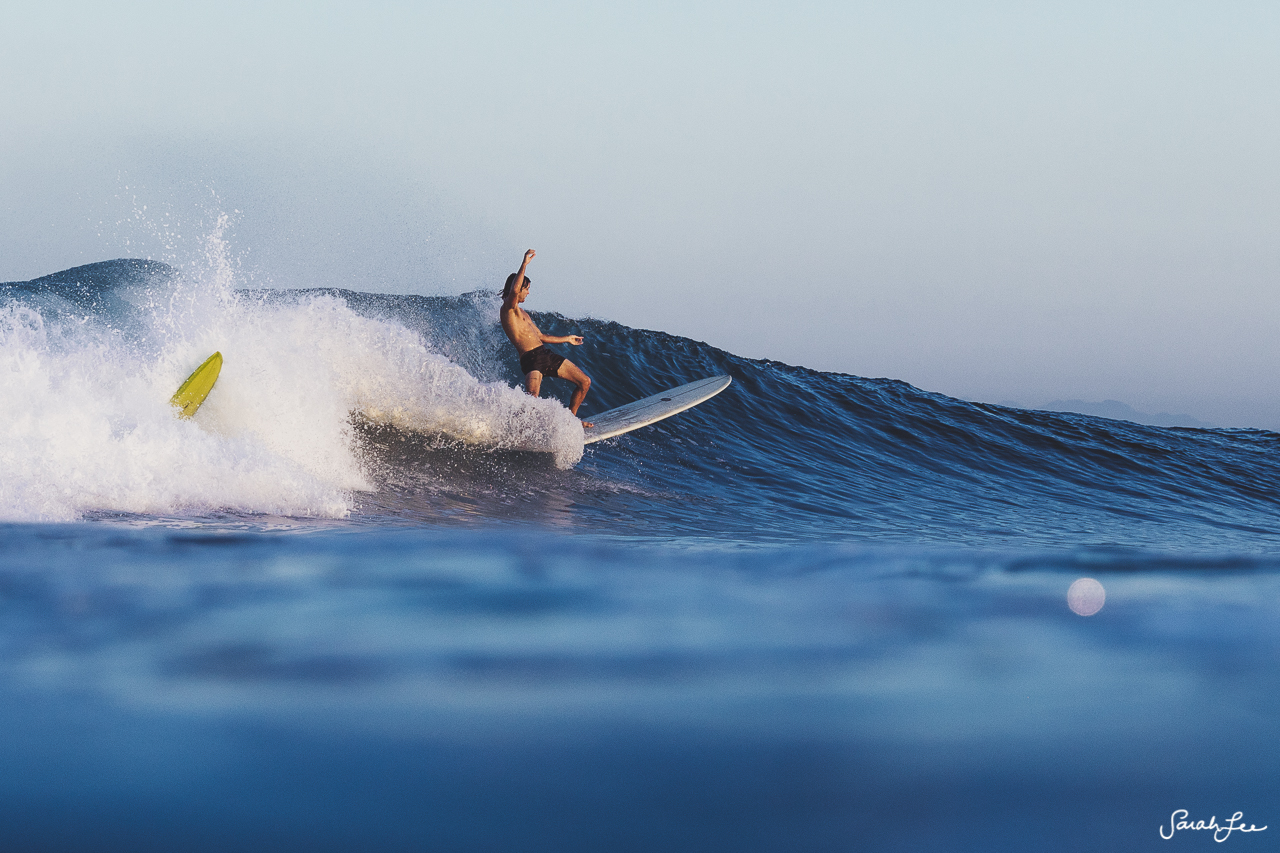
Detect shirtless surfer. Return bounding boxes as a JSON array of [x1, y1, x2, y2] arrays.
[[501, 249, 593, 427]]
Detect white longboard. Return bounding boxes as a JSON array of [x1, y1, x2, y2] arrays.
[[582, 375, 732, 445]]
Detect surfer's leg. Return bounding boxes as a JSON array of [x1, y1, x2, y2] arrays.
[[558, 359, 592, 424], [524, 370, 543, 397]]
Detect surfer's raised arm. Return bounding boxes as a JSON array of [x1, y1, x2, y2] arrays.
[[503, 249, 535, 304]]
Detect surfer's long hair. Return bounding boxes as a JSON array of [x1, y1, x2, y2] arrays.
[[502, 273, 530, 299]]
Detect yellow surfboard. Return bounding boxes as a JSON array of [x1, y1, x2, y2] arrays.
[[170, 352, 223, 418]]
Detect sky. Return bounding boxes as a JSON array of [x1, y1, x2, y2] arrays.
[[3, 1, 1280, 427]]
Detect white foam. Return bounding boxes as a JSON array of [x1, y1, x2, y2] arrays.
[[0, 227, 583, 523]]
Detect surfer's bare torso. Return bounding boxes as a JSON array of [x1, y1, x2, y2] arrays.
[[500, 249, 593, 425], [500, 298, 553, 356]]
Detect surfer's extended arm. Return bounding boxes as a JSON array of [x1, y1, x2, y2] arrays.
[[541, 333, 585, 346]]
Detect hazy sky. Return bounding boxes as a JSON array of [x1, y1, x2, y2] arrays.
[[4, 1, 1280, 426]]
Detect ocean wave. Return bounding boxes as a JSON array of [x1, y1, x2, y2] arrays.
[[6, 258, 1280, 549]]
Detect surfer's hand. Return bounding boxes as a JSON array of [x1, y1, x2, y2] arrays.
[[524, 249, 536, 263], [568, 335, 584, 345]]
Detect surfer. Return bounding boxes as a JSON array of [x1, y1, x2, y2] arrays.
[[500, 249, 593, 427]]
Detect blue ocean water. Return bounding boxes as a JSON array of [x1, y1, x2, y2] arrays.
[[2, 259, 1279, 851]]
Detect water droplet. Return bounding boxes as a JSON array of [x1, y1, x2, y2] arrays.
[[1067, 578, 1105, 616]]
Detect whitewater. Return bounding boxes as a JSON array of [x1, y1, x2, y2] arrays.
[[0, 254, 585, 523], [3, 244, 1279, 852]]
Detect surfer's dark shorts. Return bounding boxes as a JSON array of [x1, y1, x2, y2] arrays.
[[519, 345, 565, 378]]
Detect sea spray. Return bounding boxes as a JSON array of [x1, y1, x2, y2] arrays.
[[0, 290, 358, 521], [0, 230, 584, 521], [187, 290, 584, 473]]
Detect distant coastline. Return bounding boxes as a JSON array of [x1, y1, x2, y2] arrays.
[[1030, 399, 1215, 429]]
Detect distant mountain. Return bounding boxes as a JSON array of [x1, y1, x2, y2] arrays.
[[1036, 399, 1215, 429]]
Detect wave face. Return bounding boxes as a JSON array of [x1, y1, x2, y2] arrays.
[[5, 258, 1280, 549]]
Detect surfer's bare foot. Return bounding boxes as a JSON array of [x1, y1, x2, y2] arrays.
[[581, 419, 594, 428]]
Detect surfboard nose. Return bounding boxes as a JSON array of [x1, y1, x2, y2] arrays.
[[582, 375, 731, 445], [170, 352, 224, 419]]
